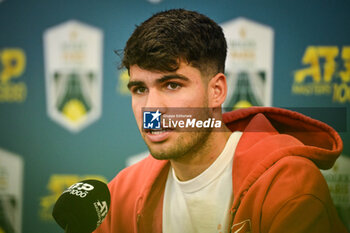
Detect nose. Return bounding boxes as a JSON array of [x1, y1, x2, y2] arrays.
[[145, 88, 167, 113]]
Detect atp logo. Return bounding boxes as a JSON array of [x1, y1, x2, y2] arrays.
[[64, 181, 95, 198], [94, 200, 108, 226], [0, 48, 27, 102], [143, 110, 161, 129], [39, 174, 107, 221]]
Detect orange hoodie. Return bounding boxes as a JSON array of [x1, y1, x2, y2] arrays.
[[94, 107, 348, 233]]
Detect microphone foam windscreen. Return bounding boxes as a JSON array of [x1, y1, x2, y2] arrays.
[[52, 179, 110, 233]]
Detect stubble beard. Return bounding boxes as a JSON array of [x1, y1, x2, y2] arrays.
[[148, 129, 212, 160], [148, 104, 213, 161]]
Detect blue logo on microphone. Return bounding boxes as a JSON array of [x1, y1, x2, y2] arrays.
[[143, 110, 161, 129]]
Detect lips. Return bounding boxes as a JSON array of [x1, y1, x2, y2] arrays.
[[145, 128, 173, 142]]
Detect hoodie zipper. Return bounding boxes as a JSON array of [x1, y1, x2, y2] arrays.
[[135, 195, 144, 233]]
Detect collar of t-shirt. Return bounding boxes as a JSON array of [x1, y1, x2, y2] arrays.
[[171, 131, 243, 192], [162, 131, 243, 233]]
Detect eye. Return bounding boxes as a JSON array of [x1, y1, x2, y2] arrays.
[[132, 86, 148, 94], [166, 82, 181, 90]]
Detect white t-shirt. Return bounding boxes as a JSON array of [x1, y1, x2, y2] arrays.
[[162, 131, 242, 233]]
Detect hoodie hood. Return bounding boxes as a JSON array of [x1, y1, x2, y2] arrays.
[[223, 107, 342, 169], [222, 107, 343, 206]]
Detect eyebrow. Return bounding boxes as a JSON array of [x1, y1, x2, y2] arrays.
[[127, 80, 144, 90], [127, 74, 190, 90], [156, 74, 190, 83]]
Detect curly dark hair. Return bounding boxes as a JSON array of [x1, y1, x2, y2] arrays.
[[121, 9, 227, 77]]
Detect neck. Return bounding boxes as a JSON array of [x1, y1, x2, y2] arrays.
[[170, 126, 232, 181]]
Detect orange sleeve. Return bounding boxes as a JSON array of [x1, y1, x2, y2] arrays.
[[268, 195, 347, 233]]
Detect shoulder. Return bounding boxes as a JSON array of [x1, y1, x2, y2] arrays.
[[265, 155, 329, 198], [256, 156, 343, 230], [260, 156, 336, 221]]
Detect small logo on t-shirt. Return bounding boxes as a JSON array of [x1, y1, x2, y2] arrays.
[[231, 219, 251, 233]]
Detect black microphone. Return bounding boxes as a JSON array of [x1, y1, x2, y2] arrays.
[[52, 179, 111, 233]]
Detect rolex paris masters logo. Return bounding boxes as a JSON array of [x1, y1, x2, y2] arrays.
[[43, 20, 103, 133], [143, 109, 222, 130]]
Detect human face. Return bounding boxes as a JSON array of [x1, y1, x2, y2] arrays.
[[128, 62, 213, 160]]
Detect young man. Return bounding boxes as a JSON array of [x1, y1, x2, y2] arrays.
[[95, 9, 347, 233]]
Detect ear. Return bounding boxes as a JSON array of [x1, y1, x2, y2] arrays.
[[207, 73, 227, 108]]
